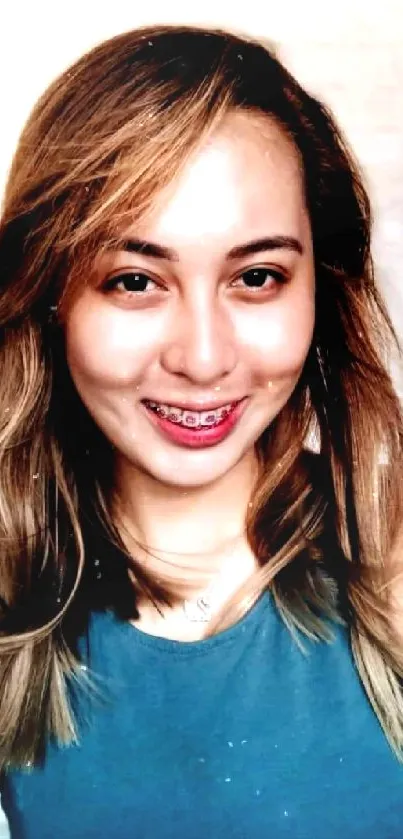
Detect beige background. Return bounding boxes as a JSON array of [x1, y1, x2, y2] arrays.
[[0, 1, 402, 832]]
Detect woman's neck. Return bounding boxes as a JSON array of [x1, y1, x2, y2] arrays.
[[111, 449, 260, 639], [113, 448, 258, 564]]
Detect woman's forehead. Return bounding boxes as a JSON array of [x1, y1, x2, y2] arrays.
[[116, 111, 307, 257]]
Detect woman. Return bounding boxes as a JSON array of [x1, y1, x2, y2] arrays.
[[1, 22, 403, 838]]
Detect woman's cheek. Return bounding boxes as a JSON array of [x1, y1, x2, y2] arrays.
[[64, 296, 164, 385], [238, 301, 314, 377]]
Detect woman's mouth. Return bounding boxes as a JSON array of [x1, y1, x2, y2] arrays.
[[143, 400, 236, 428], [141, 399, 246, 448]]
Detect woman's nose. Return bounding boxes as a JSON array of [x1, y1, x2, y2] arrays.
[[160, 293, 238, 384]]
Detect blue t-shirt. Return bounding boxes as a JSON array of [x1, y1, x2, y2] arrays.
[[2, 592, 403, 838]]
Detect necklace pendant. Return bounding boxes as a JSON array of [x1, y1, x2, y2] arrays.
[[183, 594, 212, 622]]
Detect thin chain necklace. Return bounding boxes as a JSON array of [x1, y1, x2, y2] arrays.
[[182, 536, 241, 622], [182, 589, 216, 622], [115, 513, 243, 624]]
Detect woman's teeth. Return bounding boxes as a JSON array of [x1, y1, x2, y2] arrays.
[[145, 401, 235, 428]]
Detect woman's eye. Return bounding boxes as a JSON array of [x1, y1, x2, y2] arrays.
[[103, 272, 158, 294], [234, 267, 286, 291]]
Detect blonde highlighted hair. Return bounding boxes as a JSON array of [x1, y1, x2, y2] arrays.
[[1, 23, 403, 767]]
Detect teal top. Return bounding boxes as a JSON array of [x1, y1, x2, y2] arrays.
[[2, 592, 403, 838]]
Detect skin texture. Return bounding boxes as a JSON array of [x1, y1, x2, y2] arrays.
[[64, 111, 316, 636]]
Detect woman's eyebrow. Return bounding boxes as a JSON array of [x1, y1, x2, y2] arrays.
[[114, 235, 304, 261], [228, 236, 304, 259]]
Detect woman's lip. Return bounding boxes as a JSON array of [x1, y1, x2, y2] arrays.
[[142, 398, 245, 411], [142, 398, 247, 449]]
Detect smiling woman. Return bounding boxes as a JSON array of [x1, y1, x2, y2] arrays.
[[1, 22, 403, 839], [66, 110, 314, 491]]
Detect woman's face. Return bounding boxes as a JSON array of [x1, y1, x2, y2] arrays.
[[65, 110, 315, 489]]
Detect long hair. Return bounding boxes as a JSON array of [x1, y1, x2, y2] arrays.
[[1, 24, 403, 767]]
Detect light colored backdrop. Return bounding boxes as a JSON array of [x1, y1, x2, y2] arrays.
[[0, 1, 402, 833]]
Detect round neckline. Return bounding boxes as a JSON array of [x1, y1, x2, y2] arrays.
[[106, 590, 273, 657]]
